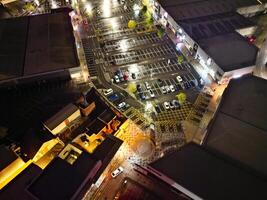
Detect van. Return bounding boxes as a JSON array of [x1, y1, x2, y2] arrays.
[[104, 88, 113, 96]]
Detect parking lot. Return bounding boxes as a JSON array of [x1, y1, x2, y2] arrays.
[[82, 0, 202, 134]]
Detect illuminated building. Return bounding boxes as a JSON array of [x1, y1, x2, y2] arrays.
[[149, 0, 261, 84]]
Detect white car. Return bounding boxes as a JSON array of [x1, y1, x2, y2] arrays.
[[114, 75, 120, 83], [117, 102, 126, 109], [163, 102, 170, 110], [145, 82, 151, 89], [165, 86, 171, 93], [149, 90, 155, 98], [176, 75, 183, 83], [161, 86, 167, 94], [111, 166, 124, 178], [170, 85, 175, 92], [104, 88, 113, 96]]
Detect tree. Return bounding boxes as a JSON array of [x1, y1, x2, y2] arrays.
[[144, 11, 153, 28], [23, 2, 35, 12], [157, 27, 165, 38], [128, 20, 137, 29], [176, 92, 187, 104], [141, 5, 147, 14], [127, 83, 137, 93], [177, 55, 184, 64]]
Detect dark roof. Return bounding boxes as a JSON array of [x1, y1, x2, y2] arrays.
[[160, 0, 267, 20], [92, 134, 123, 181], [44, 103, 79, 130], [150, 143, 267, 200], [0, 10, 79, 83], [28, 152, 102, 200], [20, 129, 54, 160], [98, 109, 116, 124], [93, 134, 123, 162], [0, 5, 11, 19], [0, 145, 18, 171], [180, 12, 254, 41], [0, 164, 42, 200], [205, 75, 267, 176], [86, 118, 106, 135], [198, 33, 258, 71]]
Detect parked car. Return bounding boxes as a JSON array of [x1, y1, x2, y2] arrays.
[[172, 100, 180, 109], [139, 93, 146, 100], [161, 86, 167, 94], [104, 88, 113, 96], [132, 73, 136, 79], [157, 79, 164, 86], [163, 102, 170, 110], [170, 85, 175, 92], [165, 86, 171, 93], [155, 105, 161, 113], [117, 102, 126, 109], [108, 93, 119, 102], [169, 101, 175, 109], [176, 75, 183, 82], [137, 84, 142, 92], [114, 75, 120, 83], [111, 166, 124, 178], [145, 82, 151, 89], [149, 90, 155, 98]]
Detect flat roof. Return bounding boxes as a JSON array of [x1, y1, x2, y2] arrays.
[[163, 1, 234, 21], [160, 0, 267, 20], [205, 75, 267, 176], [44, 103, 79, 130], [0, 145, 18, 171], [180, 12, 254, 41], [0, 164, 42, 200], [28, 153, 101, 200], [0, 10, 79, 83], [198, 33, 258, 71], [0, 5, 11, 19], [150, 143, 267, 200]]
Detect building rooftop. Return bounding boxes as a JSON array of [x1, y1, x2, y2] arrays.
[[20, 129, 54, 160], [164, 0, 234, 21], [0, 10, 79, 83], [0, 5, 11, 19], [160, 0, 267, 20], [44, 103, 79, 131], [180, 12, 254, 41], [0, 164, 42, 200], [198, 33, 258, 71], [0, 145, 18, 171], [28, 153, 102, 200], [205, 75, 267, 176], [150, 143, 267, 200]]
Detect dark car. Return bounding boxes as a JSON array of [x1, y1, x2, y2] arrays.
[[155, 105, 161, 113], [108, 93, 119, 102], [172, 100, 180, 109], [137, 84, 142, 92], [157, 79, 164, 86], [132, 73, 136, 79], [190, 80, 196, 87], [139, 93, 146, 100]]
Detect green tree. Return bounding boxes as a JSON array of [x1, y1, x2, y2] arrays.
[[176, 92, 187, 104], [127, 83, 137, 93], [157, 27, 165, 38], [23, 2, 35, 12], [128, 20, 137, 29], [177, 55, 184, 64]]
